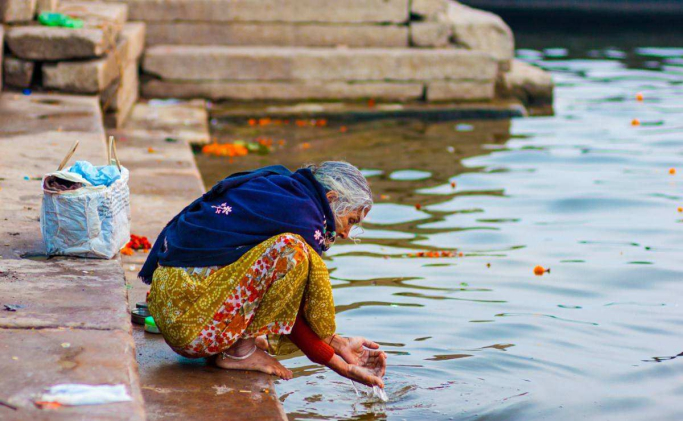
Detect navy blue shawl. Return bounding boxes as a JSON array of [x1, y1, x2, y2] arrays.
[[138, 165, 336, 284]]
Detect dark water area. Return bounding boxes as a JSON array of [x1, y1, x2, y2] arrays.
[[199, 25, 683, 421]]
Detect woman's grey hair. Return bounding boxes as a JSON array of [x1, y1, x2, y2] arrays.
[[304, 161, 373, 228]]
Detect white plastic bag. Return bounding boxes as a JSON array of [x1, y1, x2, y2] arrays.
[[40, 384, 132, 406], [40, 138, 131, 259]]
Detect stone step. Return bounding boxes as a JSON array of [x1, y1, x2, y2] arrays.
[[142, 80, 425, 101], [143, 46, 498, 82], [145, 22, 408, 48], [42, 22, 145, 94], [5, 1, 128, 60], [141, 79, 496, 102], [102, 0, 408, 23]]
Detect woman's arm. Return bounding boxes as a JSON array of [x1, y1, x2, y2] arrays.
[[288, 316, 384, 387]]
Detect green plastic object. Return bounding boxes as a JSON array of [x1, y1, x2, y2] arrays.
[[144, 316, 160, 334], [38, 12, 84, 29]]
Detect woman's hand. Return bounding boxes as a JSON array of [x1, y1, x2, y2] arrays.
[[330, 336, 387, 377], [326, 355, 384, 388]]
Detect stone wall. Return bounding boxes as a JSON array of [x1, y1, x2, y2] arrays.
[[1, 0, 145, 126]]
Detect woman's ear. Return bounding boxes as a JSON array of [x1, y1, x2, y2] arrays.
[[326, 190, 339, 203]]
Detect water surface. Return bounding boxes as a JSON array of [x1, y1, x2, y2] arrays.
[[199, 29, 683, 420]]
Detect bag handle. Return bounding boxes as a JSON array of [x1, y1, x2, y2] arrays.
[[108, 136, 122, 171], [57, 140, 80, 171]]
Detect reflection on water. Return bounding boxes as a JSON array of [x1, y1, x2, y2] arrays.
[[199, 28, 683, 421]]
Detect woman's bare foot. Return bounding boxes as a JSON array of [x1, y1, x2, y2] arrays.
[[215, 342, 292, 380]]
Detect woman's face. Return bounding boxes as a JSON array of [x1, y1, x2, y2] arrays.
[[335, 207, 369, 240]]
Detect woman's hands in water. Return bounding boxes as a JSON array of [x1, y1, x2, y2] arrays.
[[330, 336, 387, 378], [326, 354, 385, 388]]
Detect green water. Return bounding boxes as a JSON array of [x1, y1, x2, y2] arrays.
[[199, 27, 683, 421]]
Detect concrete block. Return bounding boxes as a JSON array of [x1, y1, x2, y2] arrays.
[[0, 0, 37, 22], [42, 22, 145, 93], [500, 59, 553, 106], [411, 0, 448, 19], [123, 0, 409, 23], [445, 2, 514, 68], [426, 80, 495, 101], [142, 80, 424, 101], [145, 22, 408, 48], [410, 22, 451, 48], [36, 0, 59, 14], [102, 60, 138, 112], [3, 56, 35, 88], [143, 46, 498, 82]]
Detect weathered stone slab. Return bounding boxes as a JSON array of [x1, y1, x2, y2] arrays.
[[0, 258, 129, 331], [123, 0, 408, 23], [0, 328, 144, 419], [426, 80, 495, 101], [5, 1, 127, 60], [0, 0, 37, 22], [6, 26, 115, 60], [145, 22, 408, 48], [143, 46, 497, 82], [36, 0, 59, 14], [3, 56, 35, 88], [43, 22, 145, 93], [140, 81, 415, 105], [445, 1, 514, 69], [500, 59, 554, 106], [410, 21, 451, 48], [142, 79, 424, 101]]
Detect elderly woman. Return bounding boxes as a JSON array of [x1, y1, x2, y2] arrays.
[[139, 162, 386, 388]]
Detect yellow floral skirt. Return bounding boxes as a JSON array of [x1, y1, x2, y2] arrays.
[[148, 233, 336, 358]]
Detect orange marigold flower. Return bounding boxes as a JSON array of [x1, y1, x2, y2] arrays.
[[533, 265, 547, 276], [669, 168, 676, 175], [120, 247, 134, 256], [631, 118, 641, 126], [636, 92, 644, 102], [415, 203, 422, 210]]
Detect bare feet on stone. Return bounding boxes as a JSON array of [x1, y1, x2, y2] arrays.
[[215, 347, 293, 380]]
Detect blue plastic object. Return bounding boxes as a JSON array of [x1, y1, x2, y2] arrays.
[[69, 161, 121, 186]]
